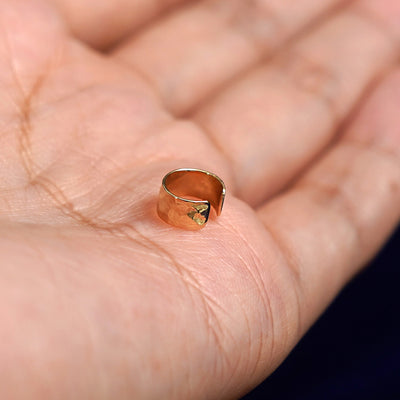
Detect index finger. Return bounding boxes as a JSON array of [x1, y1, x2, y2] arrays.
[[257, 69, 400, 338]]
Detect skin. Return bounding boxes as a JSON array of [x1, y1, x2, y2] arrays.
[[0, 0, 399, 398]]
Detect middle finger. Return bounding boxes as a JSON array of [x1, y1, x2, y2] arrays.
[[194, 0, 400, 206]]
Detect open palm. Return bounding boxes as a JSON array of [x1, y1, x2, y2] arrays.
[[1, 0, 399, 398]]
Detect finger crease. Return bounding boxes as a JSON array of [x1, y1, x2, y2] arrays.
[[261, 222, 305, 337]]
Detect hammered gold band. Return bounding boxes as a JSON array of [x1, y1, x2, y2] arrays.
[[157, 168, 226, 230]]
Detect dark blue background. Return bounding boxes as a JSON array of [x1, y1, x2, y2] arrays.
[[243, 226, 400, 400]]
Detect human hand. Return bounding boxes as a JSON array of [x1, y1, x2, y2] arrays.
[[0, 0, 399, 398]]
